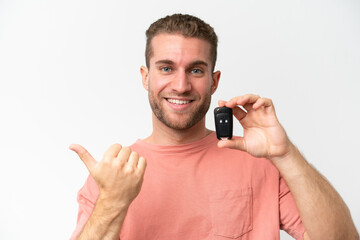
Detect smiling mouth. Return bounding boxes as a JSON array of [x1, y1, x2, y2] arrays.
[[166, 98, 193, 105]]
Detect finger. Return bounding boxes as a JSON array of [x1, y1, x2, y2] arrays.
[[69, 144, 97, 173], [116, 146, 132, 164], [217, 138, 247, 152], [103, 143, 122, 162], [238, 94, 261, 105], [233, 106, 247, 122], [137, 157, 147, 174], [224, 97, 239, 108], [253, 97, 273, 110], [218, 100, 226, 107], [127, 151, 139, 169], [242, 103, 254, 112], [225, 94, 261, 108]]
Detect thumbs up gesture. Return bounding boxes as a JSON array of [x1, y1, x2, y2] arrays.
[[69, 144, 147, 209]]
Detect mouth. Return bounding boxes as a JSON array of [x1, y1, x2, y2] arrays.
[[165, 98, 193, 105]]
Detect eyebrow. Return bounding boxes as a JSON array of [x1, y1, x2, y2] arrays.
[[155, 60, 174, 66], [188, 60, 208, 68], [155, 59, 208, 68]]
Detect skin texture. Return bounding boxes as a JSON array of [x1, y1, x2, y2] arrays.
[[70, 33, 359, 240]]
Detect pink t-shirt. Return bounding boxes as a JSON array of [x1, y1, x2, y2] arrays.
[[71, 132, 305, 239]]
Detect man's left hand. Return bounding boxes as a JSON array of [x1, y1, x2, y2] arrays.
[[217, 94, 293, 161]]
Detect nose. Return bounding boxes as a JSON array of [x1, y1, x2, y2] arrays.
[[171, 70, 191, 93]]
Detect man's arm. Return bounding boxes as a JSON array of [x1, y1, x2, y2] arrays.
[[76, 196, 128, 240], [70, 144, 147, 240], [218, 94, 359, 240], [273, 144, 358, 240]]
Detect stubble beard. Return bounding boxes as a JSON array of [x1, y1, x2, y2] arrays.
[[148, 89, 211, 131]]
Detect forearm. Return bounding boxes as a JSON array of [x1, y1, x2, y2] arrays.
[[272, 145, 359, 240], [77, 196, 128, 240]]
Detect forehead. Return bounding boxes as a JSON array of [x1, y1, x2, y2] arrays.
[[150, 33, 212, 65]]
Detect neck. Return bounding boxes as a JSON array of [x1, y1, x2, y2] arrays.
[[145, 114, 213, 145]]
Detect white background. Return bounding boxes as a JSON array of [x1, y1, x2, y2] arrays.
[[0, 0, 359, 239]]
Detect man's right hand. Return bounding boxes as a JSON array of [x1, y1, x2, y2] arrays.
[[69, 143, 147, 210]]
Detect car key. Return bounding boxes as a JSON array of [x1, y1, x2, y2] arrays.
[[214, 107, 233, 140]]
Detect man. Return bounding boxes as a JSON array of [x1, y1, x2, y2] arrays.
[[69, 14, 358, 240]]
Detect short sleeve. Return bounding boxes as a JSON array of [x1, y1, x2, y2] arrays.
[[70, 175, 99, 240], [279, 176, 306, 240]]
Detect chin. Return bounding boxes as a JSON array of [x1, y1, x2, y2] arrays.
[[162, 114, 202, 130]]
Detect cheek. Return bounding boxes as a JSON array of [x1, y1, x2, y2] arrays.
[[149, 74, 172, 93], [193, 78, 212, 94]]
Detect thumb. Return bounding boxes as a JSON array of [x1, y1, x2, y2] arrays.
[[69, 144, 97, 173], [217, 138, 247, 152]]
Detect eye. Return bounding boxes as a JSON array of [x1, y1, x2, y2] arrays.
[[191, 68, 203, 74], [161, 67, 171, 72]]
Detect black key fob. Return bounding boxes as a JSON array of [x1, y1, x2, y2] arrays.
[[214, 107, 233, 140]]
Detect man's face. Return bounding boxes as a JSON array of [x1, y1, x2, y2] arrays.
[[141, 33, 220, 130]]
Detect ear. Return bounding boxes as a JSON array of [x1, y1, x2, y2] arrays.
[[140, 66, 149, 91], [211, 70, 221, 95]]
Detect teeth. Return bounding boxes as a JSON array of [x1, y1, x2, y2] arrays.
[[167, 98, 191, 105]]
